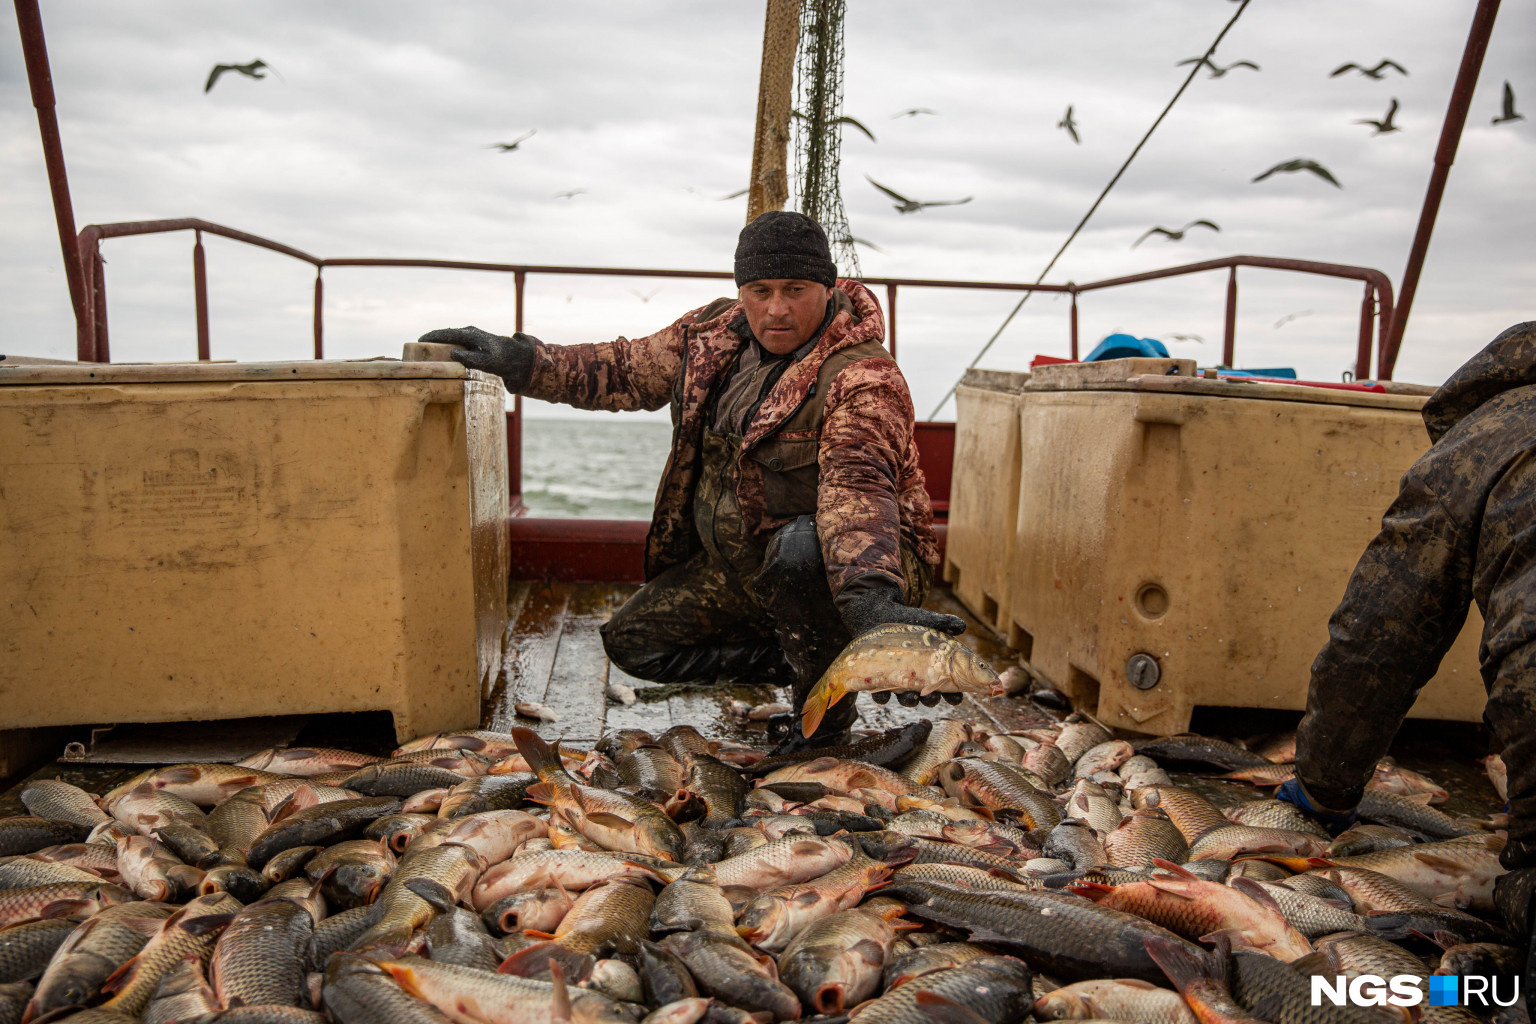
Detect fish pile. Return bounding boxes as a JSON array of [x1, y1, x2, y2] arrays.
[[0, 716, 1515, 1024]]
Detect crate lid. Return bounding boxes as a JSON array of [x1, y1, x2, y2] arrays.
[[0, 357, 471, 387], [958, 367, 1031, 393]]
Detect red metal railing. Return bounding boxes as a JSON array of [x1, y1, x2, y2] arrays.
[[69, 217, 1399, 499]]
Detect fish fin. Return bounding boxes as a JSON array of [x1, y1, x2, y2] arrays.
[[1414, 852, 1471, 872], [790, 839, 829, 855], [851, 938, 885, 966], [585, 812, 635, 829], [379, 961, 425, 998], [511, 727, 561, 779], [39, 899, 94, 920], [497, 940, 594, 982], [1228, 876, 1286, 914], [791, 891, 823, 907], [913, 990, 992, 1024], [178, 912, 237, 937], [157, 766, 202, 786], [1198, 928, 1259, 953], [1431, 892, 1468, 910], [1145, 881, 1199, 901], [1066, 881, 1115, 901], [1287, 951, 1332, 977], [800, 679, 844, 738], [403, 877, 457, 913], [522, 930, 558, 940], [1150, 858, 1201, 880], [550, 961, 571, 1024], [1405, 793, 1435, 805], [1362, 912, 1412, 940], [524, 782, 554, 805], [98, 956, 138, 995], [755, 953, 779, 980]]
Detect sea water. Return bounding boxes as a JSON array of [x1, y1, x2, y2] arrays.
[[521, 417, 672, 519]]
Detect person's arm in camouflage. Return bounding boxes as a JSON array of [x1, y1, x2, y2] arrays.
[[816, 359, 962, 638], [1293, 463, 1477, 812]]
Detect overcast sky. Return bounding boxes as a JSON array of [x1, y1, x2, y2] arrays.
[[2, 1, 1531, 421]]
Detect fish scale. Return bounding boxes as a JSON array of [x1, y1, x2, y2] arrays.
[[209, 895, 314, 1007]]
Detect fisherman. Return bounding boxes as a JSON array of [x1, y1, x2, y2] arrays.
[[419, 211, 964, 751], [1276, 322, 1536, 987]]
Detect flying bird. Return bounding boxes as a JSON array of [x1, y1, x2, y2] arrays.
[[1058, 105, 1080, 143], [1493, 81, 1524, 125], [891, 108, 937, 118], [792, 110, 877, 142], [1274, 310, 1314, 328], [718, 187, 749, 200], [552, 189, 585, 200], [630, 288, 661, 303], [1168, 333, 1205, 343], [1132, 220, 1220, 248], [486, 130, 536, 152], [1355, 98, 1401, 134], [1252, 158, 1342, 188], [835, 234, 886, 254], [1176, 57, 1260, 78], [1330, 59, 1407, 79], [865, 176, 973, 214], [205, 59, 271, 93]]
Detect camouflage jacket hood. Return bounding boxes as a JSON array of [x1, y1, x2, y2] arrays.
[[521, 278, 939, 596], [1423, 320, 1536, 442]]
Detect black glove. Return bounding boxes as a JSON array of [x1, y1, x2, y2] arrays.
[[838, 580, 966, 640], [419, 326, 537, 392]]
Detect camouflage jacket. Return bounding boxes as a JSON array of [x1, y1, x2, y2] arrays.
[[1296, 322, 1536, 860], [521, 278, 940, 599]]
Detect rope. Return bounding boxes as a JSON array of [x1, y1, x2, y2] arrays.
[[928, 0, 1253, 419]]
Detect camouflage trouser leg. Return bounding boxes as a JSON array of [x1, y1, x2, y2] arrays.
[[600, 549, 789, 685]]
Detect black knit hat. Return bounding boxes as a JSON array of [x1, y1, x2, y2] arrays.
[[734, 210, 837, 288]]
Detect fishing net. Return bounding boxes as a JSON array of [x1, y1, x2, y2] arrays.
[[793, 0, 860, 279]]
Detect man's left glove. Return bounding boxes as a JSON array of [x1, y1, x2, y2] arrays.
[[1275, 776, 1358, 837], [840, 581, 967, 708], [419, 326, 537, 392]]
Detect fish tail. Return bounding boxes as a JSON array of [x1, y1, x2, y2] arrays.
[[511, 727, 561, 780], [799, 677, 846, 739], [1143, 934, 1215, 994]]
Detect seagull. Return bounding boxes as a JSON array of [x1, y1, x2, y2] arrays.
[[486, 130, 536, 153], [891, 108, 937, 118], [1176, 57, 1260, 78], [1493, 81, 1524, 125], [1274, 310, 1314, 328], [1058, 105, 1080, 143], [205, 59, 271, 93], [1168, 333, 1205, 343], [630, 288, 661, 303], [1252, 158, 1343, 188], [792, 110, 877, 142], [1355, 98, 1401, 134], [1132, 220, 1220, 248], [718, 187, 749, 200], [835, 234, 885, 254], [865, 176, 973, 214], [1330, 59, 1408, 79], [552, 189, 585, 200]]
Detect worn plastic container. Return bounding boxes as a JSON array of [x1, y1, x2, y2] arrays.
[[943, 368, 1030, 634], [1005, 363, 1485, 735], [0, 359, 509, 743]]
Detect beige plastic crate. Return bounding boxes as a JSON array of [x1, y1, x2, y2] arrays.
[[1006, 366, 1485, 736], [943, 368, 1030, 634], [0, 359, 509, 743]]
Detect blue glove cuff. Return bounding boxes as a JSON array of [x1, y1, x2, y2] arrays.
[[1276, 777, 1358, 836]]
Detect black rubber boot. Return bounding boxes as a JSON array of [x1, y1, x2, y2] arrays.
[[619, 640, 795, 686], [754, 517, 858, 754], [1495, 866, 1536, 1013]]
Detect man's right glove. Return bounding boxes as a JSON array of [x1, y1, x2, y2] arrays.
[[418, 326, 538, 392], [1275, 776, 1358, 836], [840, 580, 968, 708]]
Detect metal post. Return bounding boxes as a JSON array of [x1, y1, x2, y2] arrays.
[[90, 247, 108, 362], [509, 270, 526, 506], [1069, 290, 1079, 360], [1222, 266, 1238, 367], [1382, 0, 1501, 379], [193, 230, 210, 360], [885, 282, 897, 360], [312, 270, 324, 359], [15, 0, 91, 359], [1355, 282, 1375, 381]]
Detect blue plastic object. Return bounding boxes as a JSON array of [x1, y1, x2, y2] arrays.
[[1217, 367, 1298, 379], [1086, 334, 1169, 362]]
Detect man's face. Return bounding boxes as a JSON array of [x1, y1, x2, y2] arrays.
[[740, 279, 834, 355]]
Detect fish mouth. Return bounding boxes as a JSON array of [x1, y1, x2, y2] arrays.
[[813, 983, 846, 1014]]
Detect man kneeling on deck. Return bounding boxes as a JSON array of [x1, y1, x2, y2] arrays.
[[420, 212, 963, 751]]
